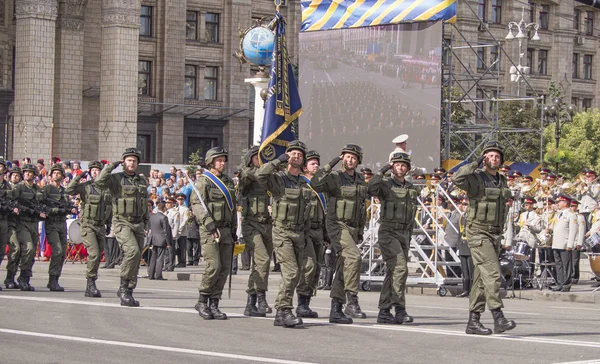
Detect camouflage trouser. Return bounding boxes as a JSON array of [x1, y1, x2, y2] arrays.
[[328, 222, 361, 303], [113, 219, 145, 289], [46, 220, 67, 277], [199, 228, 233, 299], [0, 217, 8, 266], [5, 220, 19, 276], [81, 221, 106, 279], [377, 225, 410, 309], [296, 227, 324, 297], [272, 224, 305, 310], [16, 220, 39, 278], [468, 231, 503, 313], [243, 220, 273, 295]]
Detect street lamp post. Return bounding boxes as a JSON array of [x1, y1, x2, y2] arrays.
[[542, 97, 577, 174], [505, 7, 541, 95]]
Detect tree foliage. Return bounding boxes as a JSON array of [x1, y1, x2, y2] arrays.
[[442, 87, 475, 160], [497, 100, 541, 163]]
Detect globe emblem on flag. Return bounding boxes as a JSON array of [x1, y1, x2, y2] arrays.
[[241, 26, 275, 66]]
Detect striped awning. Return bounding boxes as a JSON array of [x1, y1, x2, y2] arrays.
[[301, 0, 457, 32]]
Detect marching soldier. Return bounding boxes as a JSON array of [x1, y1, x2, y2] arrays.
[[12, 164, 47, 291], [42, 164, 72, 291], [256, 141, 310, 328], [4, 166, 22, 289], [454, 141, 516, 335], [95, 148, 149, 307], [296, 150, 326, 319], [0, 159, 12, 291], [65, 161, 112, 297], [368, 152, 417, 324], [238, 146, 273, 317], [547, 194, 577, 292], [570, 199, 586, 284], [312, 144, 367, 324], [191, 147, 237, 320]]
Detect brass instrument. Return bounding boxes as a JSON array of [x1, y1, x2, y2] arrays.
[[521, 181, 540, 197]]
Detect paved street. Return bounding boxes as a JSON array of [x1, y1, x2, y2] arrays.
[[1, 262, 599, 364]]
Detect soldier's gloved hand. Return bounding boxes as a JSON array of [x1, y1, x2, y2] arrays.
[[477, 155, 485, 166], [79, 171, 88, 179], [278, 153, 290, 163], [328, 156, 342, 167], [379, 164, 392, 174], [206, 221, 218, 235], [111, 160, 122, 168]]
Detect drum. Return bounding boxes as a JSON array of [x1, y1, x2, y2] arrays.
[[67, 219, 82, 244], [583, 233, 600, 251], [589, 254, 600, 277], [513, 241, 531, 261]]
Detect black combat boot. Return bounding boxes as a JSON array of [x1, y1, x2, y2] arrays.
[[329, 298, 353, 324], [209, 298, 227, 320], [117, 278, 136, 307], [490, 308, 516, 334], [344, 292, 366, 319], [465, 311, 492, 335], [274, 308, 303, 327], [5, 273, 18, 289], [84, 278, 102, 298], [394, 306, 413, 323], [296, 295, 318, 318], [47, 275, 65, 292], [126, 288, 140, 307], [244, 294, 265, 317], [256, 291, 272, 314], [377, 308, 398, 324], [322, 268, 333, 290], [17, 275, 35, 291], [194, 294, 214, 320]]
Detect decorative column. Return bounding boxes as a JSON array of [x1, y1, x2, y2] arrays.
[[99, 0, 139, 161], [53, 0, 87, 160], [13, 0, 58, 160]]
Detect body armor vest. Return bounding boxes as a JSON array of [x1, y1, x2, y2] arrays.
[[329, 173, 367, 227], [17, 183, 45, 220], [307, 191, 325, 227], [240, 167, 271, 222], [467, 170, 510, 229], [44, 184, 69, 220], [204, 175, 235, 228], [113, 174, 148, 220], [380, 179, 418, 227], [271, 172, 310, 228], [0, 181, 12, 216], [81, 182, 112, 224]]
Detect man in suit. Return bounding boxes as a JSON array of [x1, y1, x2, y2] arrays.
[[548, 194, 578, 292], [148, 202, 172, 280]]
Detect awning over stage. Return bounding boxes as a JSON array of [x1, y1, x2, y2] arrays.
[[301, 0, 457, 32], [442, 160, 543, 179]]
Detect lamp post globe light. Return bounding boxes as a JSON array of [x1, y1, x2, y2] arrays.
[[542, 97, 577, 174], [506, 7, 541, 95]]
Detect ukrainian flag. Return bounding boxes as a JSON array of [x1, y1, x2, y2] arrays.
[[259, 12, 303, 164], [301, 0, 457, 32]]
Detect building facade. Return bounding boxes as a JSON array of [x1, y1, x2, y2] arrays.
[[0, 0, 300, 168]]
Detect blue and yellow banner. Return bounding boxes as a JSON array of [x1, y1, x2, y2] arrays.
[[301, 0, 457, 32], [259, 12, 303, 164]]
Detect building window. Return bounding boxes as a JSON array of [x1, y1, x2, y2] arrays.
[[138, 61, 152, 96], [573, 54, 579, 79], [205, 13, 220, 43], [204, 66, 218, 100], [538, 50, 548, 75], [491, 0, 502, 24], [539, 5, 549, 30], [583, 98, 592, 111], [137, 134, 152, 163], [574, 9, 581, 31], [477, 46, 486, 70], [490, 46, 499, 71], [186, 11, 198, 40], [585, 11, 594, 36], [185, 65, 197, 99], [186, 137, 217, 163], [476, 88, 485, 119], [571, 97, 579, 108], [584, 54, 593, 79], [140, 6, 153, 37], [529, 2, 535, 23], [526, 48, 534, 68], [478, 0, 486, 21]]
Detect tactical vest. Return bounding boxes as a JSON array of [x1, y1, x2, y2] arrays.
[[271, 173, 311, 230], [113, 174, 148, 221], [380, 179, 418, 228], [81, 182, 112, 224], [467, 170, 510, 230], [0, 182, 12, 216], [329, 172, 367, 227], [204, 175, 235, 228], [17, 183, 45, 220], [45, 185, 69, 221], [307, 191, 325, 228], [240, 168, 271, 222]]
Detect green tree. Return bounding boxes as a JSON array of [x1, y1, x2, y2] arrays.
[[497, 100, 541, 163], [543, 109, 600, 177], [186, 150, 203, 175], [442, 87, 475, 160]]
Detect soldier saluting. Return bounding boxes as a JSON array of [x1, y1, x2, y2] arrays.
[[95, 148, 149, 307], [453, 142, 516, 335]]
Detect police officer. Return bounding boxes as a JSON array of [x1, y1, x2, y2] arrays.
[[368, 152, 417, 324], [296, 150, 326, 319], [0, 159, 12, 290], [95, 148, 149, 307], [453, 142, 516, 335], [42, 164, 72, 291], [311, 144, 367, 324], [12, 164, 47, 291], [66, 161, 112, 297], [238, 146, 272, 317], [191, 147, 237, 320], [256, 141, 310, 328], [4, 166, 22, 289]]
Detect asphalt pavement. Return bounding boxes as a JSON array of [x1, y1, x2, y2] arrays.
[[1, 262, 599, 364]]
